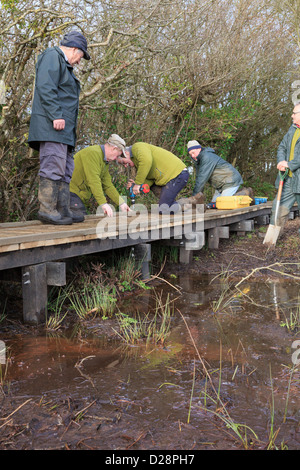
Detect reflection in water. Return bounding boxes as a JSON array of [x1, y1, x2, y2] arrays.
[[0, 275, 300, 450]]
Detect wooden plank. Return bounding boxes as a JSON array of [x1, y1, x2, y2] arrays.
[[0, 244, 20, 253]]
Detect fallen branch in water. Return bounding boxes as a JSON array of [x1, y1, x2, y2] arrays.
[[235, 262, 300, 288]]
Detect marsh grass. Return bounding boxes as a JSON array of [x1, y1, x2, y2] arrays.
[[183, 331, 259, 449], [44, 251, 154, 327], [280, 295, 300, 332], [107, 253, 141, 291], [0, 346, 10, 395], [68, 284, 117, 320], [180, 304, 296, 450], [210, 267, 237, 314], [114, 292, 172, 345], [199, 385, 258, 449], [0, 363, 10, 395], [46, 287, 69, 330], [0, 298, 7, 324]]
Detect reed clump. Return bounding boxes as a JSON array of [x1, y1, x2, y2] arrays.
[[114, 292, 173, 345]]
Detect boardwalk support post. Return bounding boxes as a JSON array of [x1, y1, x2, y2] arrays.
[[229, 220, 254, 236], [22, 263, 47, 324], [133, 243, 151, 280], [179, 231, 205, 263], [22, 262, 66, 324], [208, 226, 229, 249]]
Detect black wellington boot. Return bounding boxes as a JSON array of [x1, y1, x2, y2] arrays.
[[57, 181, 85, 223], [37, 177, 73, 225]]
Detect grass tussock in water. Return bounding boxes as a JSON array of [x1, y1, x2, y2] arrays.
[[45, 251, 152, 329], [114, 291, 173, 345]]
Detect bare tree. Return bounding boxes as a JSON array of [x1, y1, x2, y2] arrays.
[[0, 0, 296, 221]]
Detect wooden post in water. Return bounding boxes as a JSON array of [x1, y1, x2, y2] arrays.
[[22, 262, 66, 324], [22, 263, 47, 324], [133, 243, 151, 280]]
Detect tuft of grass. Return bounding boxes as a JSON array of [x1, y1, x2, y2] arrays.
[[0, 298, 7, 324], [0, 345, 10, 395], [280, 295, 300, 332], [108, 254, 141, 290], [46, 287, 69, 331], [210, 268, 236, 314], [114, 292, 172, 345], [68, 284, 117, 320]]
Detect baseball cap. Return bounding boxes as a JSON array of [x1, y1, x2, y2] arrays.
[[107, 134, 127, 157], [60, 30, 90, 60]]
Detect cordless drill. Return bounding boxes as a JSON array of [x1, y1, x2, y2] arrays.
[[129, 183, 150, 205]]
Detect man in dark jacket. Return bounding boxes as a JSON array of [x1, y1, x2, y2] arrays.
[[269, 102, 300, 229], [187, 140, 245, 204], [28, 31, 90, 225]]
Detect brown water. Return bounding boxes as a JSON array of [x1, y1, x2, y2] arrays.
[[0, 274, 300, 450]]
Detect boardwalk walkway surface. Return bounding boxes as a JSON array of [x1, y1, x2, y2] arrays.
[[0, 202, 281, 323]]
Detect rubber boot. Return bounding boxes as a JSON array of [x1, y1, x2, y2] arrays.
[[177, 192, 206, 212], [150, 185, 162, 199], [235, 187, 254, 205], [176, 198, 193, 212], [57, 181, 85, 223], [188, 191, 206, 207], [38, 177, 73, 225]]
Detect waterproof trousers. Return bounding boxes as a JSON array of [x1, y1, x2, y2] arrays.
[[211, 185, 240, 202], [269, 178, 300, 228], [39, 142, 74, 183]]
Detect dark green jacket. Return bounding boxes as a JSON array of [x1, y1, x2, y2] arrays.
[[28, 47, 80, 150], [192, 147, 243, 195], [276, 124, 300, 193]]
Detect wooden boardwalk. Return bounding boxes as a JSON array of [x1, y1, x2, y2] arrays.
[[0, 201, 283, 323], [0, 202, 272, 268]]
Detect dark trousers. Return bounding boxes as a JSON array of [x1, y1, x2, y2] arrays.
[[158, 170, 189, 214]]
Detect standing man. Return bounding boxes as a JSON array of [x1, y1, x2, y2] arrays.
[[269, 102, 300, 230], [28, 30, 90, 225], [70, 134, 131, 217], [118, 142, 190, 214], [187, 140, 250, 203]]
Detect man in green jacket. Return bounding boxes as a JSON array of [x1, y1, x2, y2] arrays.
[[70, 134, 131, 217], [28, 31, 90, 225], [269, 102, 300, 230], [118, 142, 190, 213]]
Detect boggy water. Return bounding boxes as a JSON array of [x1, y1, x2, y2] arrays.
[[0, 274, 300, 450]]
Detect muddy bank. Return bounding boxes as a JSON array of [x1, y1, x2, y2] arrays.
[[165, 218, 300, 279]]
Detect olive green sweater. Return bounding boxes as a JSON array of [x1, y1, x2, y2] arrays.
[[70, 145, 124, 206], [131, 142, 186, 186]]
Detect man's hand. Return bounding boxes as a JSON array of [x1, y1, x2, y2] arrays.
[[53, 119, 65, 130], [126, 178, 135, 189], [101, 203, 114, 217], [132, 184, 141, 195], [277, 161, 289, 171], [119, 202, 132, 212]]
